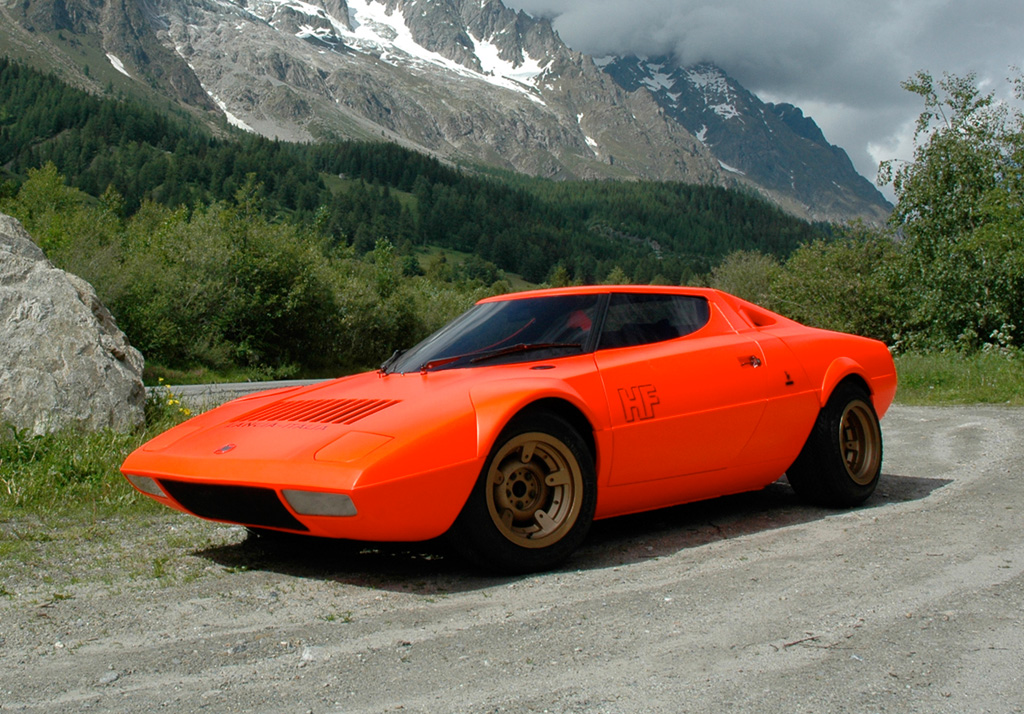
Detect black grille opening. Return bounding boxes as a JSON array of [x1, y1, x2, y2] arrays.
[[159, 481, 308, 532]]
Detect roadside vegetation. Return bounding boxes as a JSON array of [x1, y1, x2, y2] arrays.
[[894, 352, 1024, 405], [1, 63, 1022, 525], [0, 385, 191, 515]]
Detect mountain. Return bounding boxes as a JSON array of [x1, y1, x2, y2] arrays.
[[599, 56, 890, 224], [0, 0, 890, 223]]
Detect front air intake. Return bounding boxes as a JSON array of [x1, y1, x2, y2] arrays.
[[158, 481, 308, 531], [233, 398, 400, 425]]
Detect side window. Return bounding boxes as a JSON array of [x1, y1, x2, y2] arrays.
[[598, 294, 710, 349]]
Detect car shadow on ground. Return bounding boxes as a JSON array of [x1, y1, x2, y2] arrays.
[[194, 472, 950, 594], [572, 471, 949, 570]]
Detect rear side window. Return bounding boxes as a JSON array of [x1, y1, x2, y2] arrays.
[[598, 294, 710, 349]]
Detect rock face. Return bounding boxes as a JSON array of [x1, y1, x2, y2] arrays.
[[0, 213, 145, 435], [599, 57, 893, 224]]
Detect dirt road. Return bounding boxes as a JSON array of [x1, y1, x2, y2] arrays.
[[1, 405, 1022, 713]]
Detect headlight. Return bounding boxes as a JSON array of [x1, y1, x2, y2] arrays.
[[282, 490, 358, 517], [125, 474, 168, 498]]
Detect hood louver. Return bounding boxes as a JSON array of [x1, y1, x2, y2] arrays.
[[233, 398, 400, 425]]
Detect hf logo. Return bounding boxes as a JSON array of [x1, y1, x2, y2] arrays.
[[618, 384, 660, 422]]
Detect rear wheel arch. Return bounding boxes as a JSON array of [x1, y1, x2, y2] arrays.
[[820, 358, 871, 408], [827, 373, 871, 404]]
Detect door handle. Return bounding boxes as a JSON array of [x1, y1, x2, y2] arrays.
[[738, 355, 762, 368]]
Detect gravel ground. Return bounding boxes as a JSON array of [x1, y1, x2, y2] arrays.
[[1, 404, 1022, 713]]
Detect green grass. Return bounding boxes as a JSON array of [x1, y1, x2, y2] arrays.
[[0, 386, 195, 518], [413, 245, 535, 291], [321, 173, 419, 210], [0, 387, 214, 588], [894, 350, 1024, 405], [0, 424, 150, 514], [142, 363, 300, 386]]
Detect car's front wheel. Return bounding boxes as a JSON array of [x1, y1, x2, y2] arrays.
[[786, 381, 883, 507], [448, 412, 596, 573]]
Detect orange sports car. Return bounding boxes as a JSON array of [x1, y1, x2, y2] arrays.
[[122, 286, 896, 572]]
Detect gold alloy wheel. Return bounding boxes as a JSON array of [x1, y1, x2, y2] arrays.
[[839, 399, 882, 486], [485, 432, 584, 548]]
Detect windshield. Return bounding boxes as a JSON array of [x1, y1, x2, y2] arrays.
[[385, 294, 602, 373]]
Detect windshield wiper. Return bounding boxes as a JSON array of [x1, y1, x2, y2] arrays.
[[378, 349, 406, 375], [418, 343, 581, 373], [419, 355, 467, 373], [469, 342, 582, 364]]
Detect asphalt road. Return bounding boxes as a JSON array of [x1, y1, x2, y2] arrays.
[[1, 404, 1022, 713], [156, 379, 327, 411]]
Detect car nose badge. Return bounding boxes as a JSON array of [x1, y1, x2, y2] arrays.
[[214, 444, 237, 455]]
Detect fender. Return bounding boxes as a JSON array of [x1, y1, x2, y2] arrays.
[[819, 356, 868, 407], [468, 377, 602, 459]]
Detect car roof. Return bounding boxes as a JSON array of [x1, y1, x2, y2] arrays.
[[476, 285, 721, 304]]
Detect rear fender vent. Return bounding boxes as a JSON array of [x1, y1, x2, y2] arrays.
[[233, 398, 400, 425]]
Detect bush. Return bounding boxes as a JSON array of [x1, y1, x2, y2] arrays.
[[706, 250, 780, 307], [769, 225, 902, 343]]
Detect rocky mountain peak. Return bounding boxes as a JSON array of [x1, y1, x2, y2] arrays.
[[768, 102, 829, 145], [600, 54, 890, 222], [385, 0, 480, 70]]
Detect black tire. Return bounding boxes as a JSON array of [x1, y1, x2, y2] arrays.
[[786, 381, 883, 508], [447, 412, 597, 574]]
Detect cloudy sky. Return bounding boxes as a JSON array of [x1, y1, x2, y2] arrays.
[[503, 0, 1024, 201]]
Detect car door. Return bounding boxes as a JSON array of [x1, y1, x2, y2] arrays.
[[594, 293, 768, 486]]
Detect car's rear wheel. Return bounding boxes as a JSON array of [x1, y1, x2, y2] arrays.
[[786, 381, 883, 507], [448, 412, 596, 573]]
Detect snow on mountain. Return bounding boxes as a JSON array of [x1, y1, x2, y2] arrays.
[[242, 0, 549, 103], [106, 53, 132, 78], [213, 97, 258, 132], [473, 34, 546, 88], [684, 64, 740, 120]]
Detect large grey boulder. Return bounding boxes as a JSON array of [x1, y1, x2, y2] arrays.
[[0, 212, 145, 435]]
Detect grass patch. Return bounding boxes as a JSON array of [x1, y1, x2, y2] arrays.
[[413, 246, 534, 291], [0, 385, 195, 518], [142, 363, 303, 386], [0, 424, 153, 514], [321, 173, 419, 210], [894, 350, 1024, 405]]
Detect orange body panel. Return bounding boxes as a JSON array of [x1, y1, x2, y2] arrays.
[[121, 287, 896, 542]]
